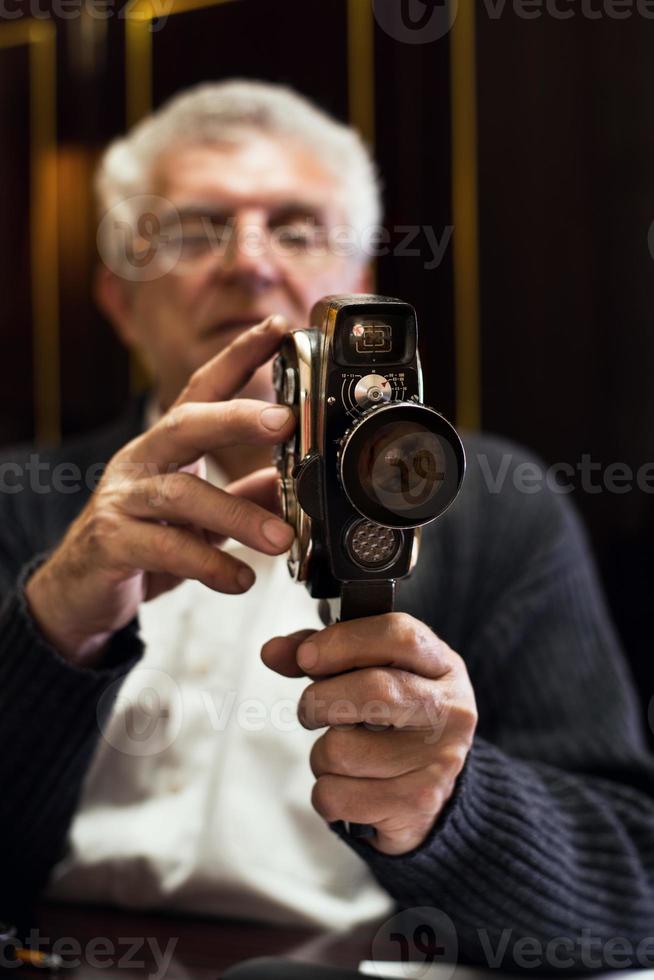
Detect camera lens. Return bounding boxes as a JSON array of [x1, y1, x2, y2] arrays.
[[339, 404, 465, 528], [359, 420, 446, 512]]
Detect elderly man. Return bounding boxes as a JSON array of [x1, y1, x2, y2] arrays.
[[1, 80, 653, 969]]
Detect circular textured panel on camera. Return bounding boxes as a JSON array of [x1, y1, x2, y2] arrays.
[[344, 519, 402, 569], [339, 403, 465, 529]]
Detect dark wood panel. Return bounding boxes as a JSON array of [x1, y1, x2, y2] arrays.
[[475, 11, 654, 720], [374, 22, 455, 418], [151, 0, 349, 120], [0, 44, 33, 446], [58, 146, 131, 438], [57, 16, 127, 144]]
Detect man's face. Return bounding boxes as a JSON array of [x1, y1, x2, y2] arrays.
[[109, 133, 370, 407]]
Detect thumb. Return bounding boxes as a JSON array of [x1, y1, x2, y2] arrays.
[[261, 629, 316, 677]]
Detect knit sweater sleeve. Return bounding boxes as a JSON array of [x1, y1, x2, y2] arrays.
[[0, 499, 143, 927], [331, 442, 654, 972]]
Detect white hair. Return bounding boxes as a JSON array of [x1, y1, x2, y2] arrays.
[[95, 79, 382, 264]]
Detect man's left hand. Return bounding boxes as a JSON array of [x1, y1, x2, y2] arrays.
[[261, 613, 478, 856]]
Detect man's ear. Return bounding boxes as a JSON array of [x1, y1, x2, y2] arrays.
[[94, 265, 139, 348]]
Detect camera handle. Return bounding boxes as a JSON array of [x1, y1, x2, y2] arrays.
[[340, 580, 395, 622], [321, 580, 396, 841]]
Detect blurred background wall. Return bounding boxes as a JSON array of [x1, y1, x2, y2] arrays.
[[1, 0, 653, 728]]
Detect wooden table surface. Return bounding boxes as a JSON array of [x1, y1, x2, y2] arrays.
[[35, 902, 394, 979]]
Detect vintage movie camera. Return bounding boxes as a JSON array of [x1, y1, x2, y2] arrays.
[[273, 295, 465, 623]]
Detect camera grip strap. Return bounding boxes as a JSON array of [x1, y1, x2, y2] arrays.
[[334, 580, 396, 840]]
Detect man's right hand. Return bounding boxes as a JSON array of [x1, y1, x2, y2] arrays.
[[25, 315, 296, 666]]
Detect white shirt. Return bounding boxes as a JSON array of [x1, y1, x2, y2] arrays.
[[45, 412, 393, 929]]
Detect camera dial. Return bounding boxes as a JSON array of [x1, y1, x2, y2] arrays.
[[354, 374, 392, 409]]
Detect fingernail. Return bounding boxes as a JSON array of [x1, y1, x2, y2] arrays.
[[257, 314, 286, 333], [262, 519, 294, 548], [297, 642, 319, 671], [261, 406, 293, 431], [236, 565, 256, 591]]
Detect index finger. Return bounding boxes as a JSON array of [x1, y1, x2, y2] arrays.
[[176, 314, 290, 406], [261, 613, 454, 681]]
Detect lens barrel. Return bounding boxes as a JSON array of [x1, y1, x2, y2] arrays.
[[338, 402, 465, 529]]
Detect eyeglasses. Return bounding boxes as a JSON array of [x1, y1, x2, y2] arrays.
[[150, 207, 340, 273]]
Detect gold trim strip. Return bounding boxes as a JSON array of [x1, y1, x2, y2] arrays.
[[124, 0, 240, 391], [125, 7, 153, 128], [0, 20, 59, 445], [347, 0, 375, 149], [450, 0, 481, 431]]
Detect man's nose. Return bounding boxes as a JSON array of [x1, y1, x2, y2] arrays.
[[217, 210, 281, 291]]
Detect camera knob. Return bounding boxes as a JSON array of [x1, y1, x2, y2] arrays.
[[354, 374, 392, 409], [272, 355, 284, 394], [279, 477, 296, 525], [282, 367, 297, 406]]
